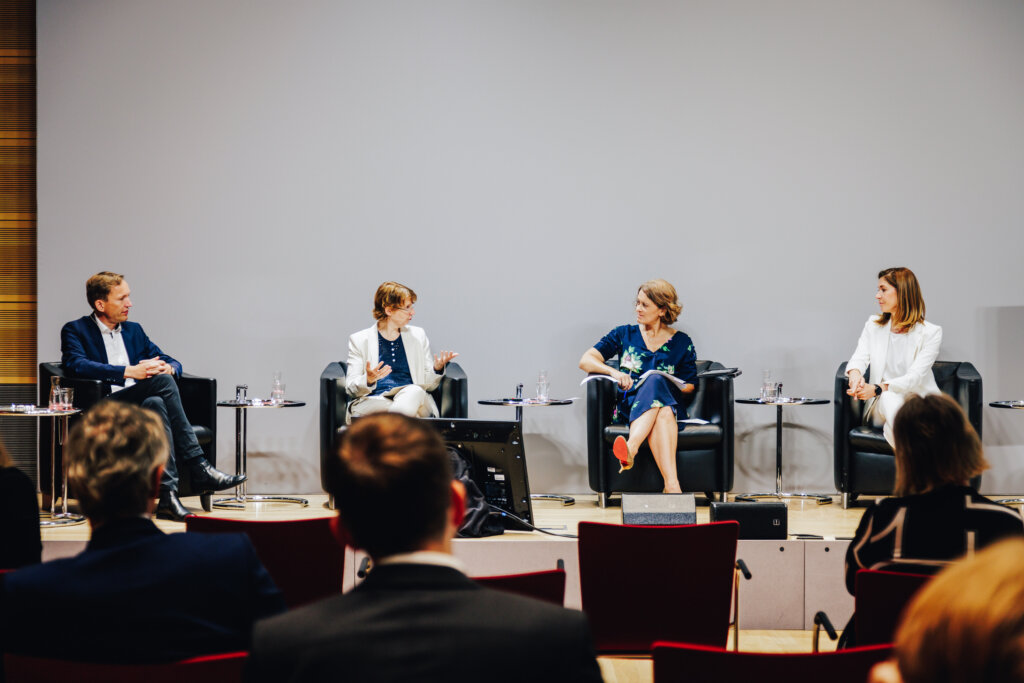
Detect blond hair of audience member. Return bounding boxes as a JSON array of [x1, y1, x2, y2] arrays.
[[67, 401, 168, 526], [870, 538, 1024, 683], [892, 393, 987, 496]]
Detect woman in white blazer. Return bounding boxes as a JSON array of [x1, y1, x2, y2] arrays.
[[345, 282, 458, 423], [846, 267, 942, 447]]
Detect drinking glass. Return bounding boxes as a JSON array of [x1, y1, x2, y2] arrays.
[[536, 370, 549, 401]]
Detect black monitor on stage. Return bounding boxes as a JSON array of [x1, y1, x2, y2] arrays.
[[424, 418, 534, 529]]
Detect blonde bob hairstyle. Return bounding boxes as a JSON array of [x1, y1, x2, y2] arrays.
[[893, 538, 1024, 683], [373, 282, 417, 322], [638, 279, 682, 325], [892, 393, 987, 497], [67, 402, 168, 524], [0, 438, 12, 468], [876, 267, 926, 331]]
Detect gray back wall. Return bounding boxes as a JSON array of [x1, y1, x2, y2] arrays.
[[37, 0, 1024, 495]]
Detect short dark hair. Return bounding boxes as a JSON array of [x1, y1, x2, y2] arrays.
[[67, 402, 168, 524], [326, 413, 451, 558], [86, 271, 125, 311], [893, 393, 987, 496]]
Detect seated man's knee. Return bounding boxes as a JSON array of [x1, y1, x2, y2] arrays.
[[141, 396, 167, 412]]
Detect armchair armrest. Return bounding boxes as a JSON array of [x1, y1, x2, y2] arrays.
[[954, 362, 983, 438], [834, 362, 853, 492], [38, 362, 107, 410], [438, 362, 468, 418], [697, 364, 734, 492], [179, 373, 216, 433], [320, 362, 349, 491]]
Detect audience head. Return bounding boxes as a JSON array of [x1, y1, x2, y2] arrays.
[[85, 271, 126, 312], [877, 538, 1024, 683], [637, 278, 682, 325], [877, 267, 925, 329], [892, 393, 987, 496], [67, 402, 168, 525], [325, 413, 463, 559], [372, 281, 417, 322]]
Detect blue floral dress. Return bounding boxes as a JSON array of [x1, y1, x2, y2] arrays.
[[593, 324, 698, 425]]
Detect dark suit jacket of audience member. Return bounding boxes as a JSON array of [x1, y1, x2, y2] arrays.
[[247, 563, 603, 683], [61, 315, 182, 385], [846, 483, 1024, 593], [0, 517, 285, 662], [0, 466, 42, 569]]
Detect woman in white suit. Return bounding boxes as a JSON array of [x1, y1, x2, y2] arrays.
[[345, 282, 458, 423], [846, 267, 942, 447]]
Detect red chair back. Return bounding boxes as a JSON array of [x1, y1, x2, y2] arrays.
[[578, 521, 739, 653], [185, 516, 344, 608], [474, 568, 566, 605], [855, 569, 932, 646], [3, 651, 247, 683], [652, 642, 892, 682]]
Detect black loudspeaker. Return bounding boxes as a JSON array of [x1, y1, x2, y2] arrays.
[[621, 494, 696, 525], [710, 502, 788, 539]]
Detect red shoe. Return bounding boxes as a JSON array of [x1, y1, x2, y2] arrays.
[[613, 436, 634, 473]]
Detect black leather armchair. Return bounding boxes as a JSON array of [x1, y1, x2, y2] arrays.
[[586, 360, 735, 507], [834, 360, 982, 508], [38, 362, 218, 511], [319, 361, 468, 504]]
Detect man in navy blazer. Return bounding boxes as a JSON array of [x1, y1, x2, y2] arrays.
[[248, 413, 602, 683], [60, 271, 244, 520], [0, 402, 286, 664]]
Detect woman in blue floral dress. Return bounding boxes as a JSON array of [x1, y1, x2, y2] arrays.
[[579, 279, 697, 493]]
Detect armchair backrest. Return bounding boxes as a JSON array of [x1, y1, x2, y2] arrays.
[[835, 360, 983, 434]]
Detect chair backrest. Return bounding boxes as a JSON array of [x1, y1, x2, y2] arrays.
[[855, 569, 932, 646], [473, 568, 566, 606], [3, 651, 248, 683], [578, 521, 739, 653], [185, 516, 344, 608], [652, 641, 892, 682]]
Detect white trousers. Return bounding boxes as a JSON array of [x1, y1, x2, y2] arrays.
[[348, 385, 433, 422], [870, 391, 907, 448]]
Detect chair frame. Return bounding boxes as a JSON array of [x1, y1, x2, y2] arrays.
[[833, 360, 982, 508], [319, 360, 467, 503], [586, 359, 735, 507], [38, 361, 218, 511]]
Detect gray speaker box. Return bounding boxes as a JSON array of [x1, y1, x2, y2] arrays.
[[621, 493, 696, 525], [709, 501, 788, 539]]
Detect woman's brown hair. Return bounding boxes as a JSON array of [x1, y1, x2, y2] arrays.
[[894, 538, 1024, 683], [372, 282, 417, 322], [876, 267, 926, 330], [638, 279, 683, 325], [892, 393, 987, 496]]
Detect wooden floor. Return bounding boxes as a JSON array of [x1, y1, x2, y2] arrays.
[[41, 491, 871, 680]]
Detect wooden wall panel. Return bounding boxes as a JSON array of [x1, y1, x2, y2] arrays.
[[0, 0, 37, 473]]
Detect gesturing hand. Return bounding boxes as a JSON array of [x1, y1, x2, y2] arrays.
[[433, 350, 459, 372], [366, 361, 392, 385]]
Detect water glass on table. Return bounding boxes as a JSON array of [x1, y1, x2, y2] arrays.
[[536, 370, 549, 401], [271, 372, 285, 404]]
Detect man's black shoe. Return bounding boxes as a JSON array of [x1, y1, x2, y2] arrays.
[[189, 459, 246, 493], [156, 489, 194, 522]]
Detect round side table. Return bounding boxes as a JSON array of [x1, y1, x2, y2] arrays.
[[214, 399, 309, 510], [0, 404, 86, 526], [735, 397, 833, 505], [479, 384, 575, 506], [991, 401, 1024, 505]]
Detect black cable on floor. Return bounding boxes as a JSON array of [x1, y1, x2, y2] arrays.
[[488, 506, 579, 539]]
